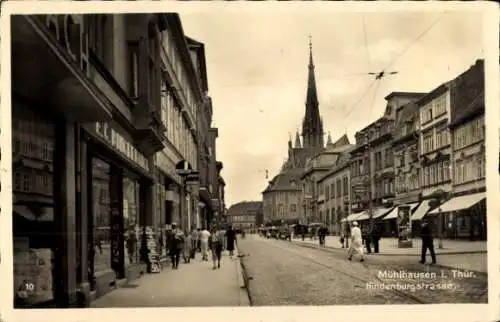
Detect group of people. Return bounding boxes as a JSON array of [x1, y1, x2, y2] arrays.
[[344, 218, 437, 265], [165, 223, 237, 270]]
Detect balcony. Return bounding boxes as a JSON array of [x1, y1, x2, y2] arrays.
[[135, 110, 167, 155]]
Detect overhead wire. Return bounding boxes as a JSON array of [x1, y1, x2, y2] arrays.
[[340, 11, 447, 125]]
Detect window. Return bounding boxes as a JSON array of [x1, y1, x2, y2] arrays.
[[342, 177, 348, 196], [291, 204, 297, 213], [434, 94, 447, 117], [477, 155, 485, 178], [129, 45, 139, 97], [325, 185, 330, 200], [330, 183, 335, 198], [375, 151, 382, 170], [422, 130, 434, 154], [384, 149, 393, 167], [14, 172, 21, 191], [435, 126, 449, 149], [23, 173, 30, 192], [421, 104, 433, 124], [336, 180, 341, 198]]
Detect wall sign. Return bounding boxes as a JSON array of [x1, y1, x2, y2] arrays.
[[41, 15, 89, 73], [154, 152, 182, 184], [95, 122, 150, 172]]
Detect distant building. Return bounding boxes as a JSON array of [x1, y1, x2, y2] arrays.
[[316, 144, 354, 234], [302, 134, 352, 224], [226, 201, 263, 232]]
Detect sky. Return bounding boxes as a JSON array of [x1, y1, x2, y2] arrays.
[[179, 8, 485, 208]]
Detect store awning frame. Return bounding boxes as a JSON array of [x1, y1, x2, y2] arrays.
[[384, 203, 419, 221], [428, 192, 486, 215], [411, 201, 432, 221], [340, 211, 364, 223], [356, 207, 393, 221]]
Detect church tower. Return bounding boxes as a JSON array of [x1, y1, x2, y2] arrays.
[[302, 36, 324, 150]]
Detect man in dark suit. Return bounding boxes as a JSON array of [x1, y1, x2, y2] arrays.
[[419, 218, 436, 264]]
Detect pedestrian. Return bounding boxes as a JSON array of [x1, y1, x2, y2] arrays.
[[196, 228, 202, 252], [362, 225, 372, 254], [226, 225, 236, 257], [200, 226, 211, 261], [371, 222, 382, 254], [347, 221, 365, 262], [169, 223, 184, 269], [419, 218, 436, 265], [190, 227, 198, 259], [184, 229, 192, 264], [209, 227, 223, 269]]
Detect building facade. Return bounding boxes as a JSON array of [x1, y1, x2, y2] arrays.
[[349, 92, 424, 228], [447, 59, 486, 239], [226, 201, 263, 232], [11, 13, 220, 308], [416, 81, 453, 237], [316, 145, 353, 234]]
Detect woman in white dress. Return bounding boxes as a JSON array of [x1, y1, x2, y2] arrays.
[[347, 221, 365, 262]]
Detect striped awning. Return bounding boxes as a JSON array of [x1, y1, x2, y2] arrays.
[[355, 207, 393, 221], [384, 203, 419, 220]]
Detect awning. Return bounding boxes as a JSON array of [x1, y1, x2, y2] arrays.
[[356, 207, 393, 221], [383, 203, 417, 220], [428, 192, 486, 215], [411, 201, 432, 220], [340, 211, 364, 223]]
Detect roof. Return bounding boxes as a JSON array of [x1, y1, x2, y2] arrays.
[[226, 201, 263, 216], [416, 80, 453, 107], [318, 146, 355, 182], [330, 134, 350, 149], [393, 102, 419, 141], [262, 167, 303, 193], [384, 92, 427, 101], [449, 59, 484, 129]]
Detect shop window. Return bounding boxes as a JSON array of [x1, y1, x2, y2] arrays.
[[92, 158, 112, 275], [123, 176, 140, 265], [12, 107, 55, 307]]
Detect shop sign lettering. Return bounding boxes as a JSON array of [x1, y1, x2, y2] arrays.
[[42, 15, 89, 73], [95, 122, 150, 172]]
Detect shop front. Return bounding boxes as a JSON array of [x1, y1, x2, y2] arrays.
[[427, 192, 486, 240], [11, 15, 114, 308], [79, 122, 155, 303]]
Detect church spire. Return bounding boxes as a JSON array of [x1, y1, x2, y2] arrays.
[[302, 35, 324, 149], [294, 129, 302, 148], [326, 132, 333, 147]]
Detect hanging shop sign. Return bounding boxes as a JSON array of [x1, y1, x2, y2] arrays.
[[95, 122, 150, 172]]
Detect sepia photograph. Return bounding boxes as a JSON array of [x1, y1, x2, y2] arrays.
[[0, 1, 498, 321]]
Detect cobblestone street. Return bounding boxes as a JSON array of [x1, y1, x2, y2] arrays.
[[237, 235, 487, 305]]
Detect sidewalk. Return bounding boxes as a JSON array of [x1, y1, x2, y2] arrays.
[[90, 250, 250, 308], [291, 236, 488, 273], [293, 235, 487, 255]]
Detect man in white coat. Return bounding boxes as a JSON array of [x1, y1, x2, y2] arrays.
[[347, 221, 365, 262]]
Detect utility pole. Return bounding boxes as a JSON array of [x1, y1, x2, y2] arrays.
[[365, 132, 374, 234]]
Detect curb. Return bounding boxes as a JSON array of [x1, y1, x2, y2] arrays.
[[292, 240, 488, 277], [235, 244, 254, 306]]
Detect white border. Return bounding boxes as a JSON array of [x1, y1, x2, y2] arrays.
[[1, 2, 498, 322]]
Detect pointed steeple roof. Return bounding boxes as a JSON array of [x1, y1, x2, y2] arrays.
[[306, 36, 319, 107], [326, 132, 333, 146], [302, 35, 324, 149], [294, 129, 302, 148]]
